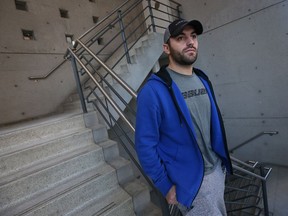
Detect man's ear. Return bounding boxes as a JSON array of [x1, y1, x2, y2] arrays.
[[163, 43, 170, 55]]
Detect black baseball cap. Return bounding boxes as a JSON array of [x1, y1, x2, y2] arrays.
[[164, 19, 203, 43]]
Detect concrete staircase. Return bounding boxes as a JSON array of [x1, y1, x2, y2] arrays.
[[0, 111, 160, 215], [106, 32, 163, 91], [84, 32, 163, 124], [0, 30, 165, 216]]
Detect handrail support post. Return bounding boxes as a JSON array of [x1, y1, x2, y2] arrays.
[[260, 165, 270, 216], [70, 55, 88, 113], [147, 0, 156, 32], [118, 10, 131, 64]]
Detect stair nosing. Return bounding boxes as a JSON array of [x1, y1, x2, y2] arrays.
[[0, 127, 92, 157], [0, 113, 84, 136], [0, 144, 101, 187], [1, 163, 116, 216]]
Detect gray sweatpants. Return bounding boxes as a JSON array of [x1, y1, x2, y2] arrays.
[[178, 162, 227, 216]]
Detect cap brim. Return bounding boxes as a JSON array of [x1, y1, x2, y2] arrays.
[[171, 20, 203, 37]]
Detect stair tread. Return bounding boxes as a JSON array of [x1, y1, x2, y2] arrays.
[[109, 156, 131, 168], [0, 114, 87, 153], [0, 31, 166, 216], [0, 127, 92, 157], [0, 163, 117, 216], [0, 112, 84, 135], [0, 143, 102, 187], [138, 202, 162, 216], [67, 187, 135, 216]]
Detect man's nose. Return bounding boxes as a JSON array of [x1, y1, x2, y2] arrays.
[[186, 37, 194, 46]]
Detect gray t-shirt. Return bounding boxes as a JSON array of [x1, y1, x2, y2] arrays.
[[167, 67, 219, 174]]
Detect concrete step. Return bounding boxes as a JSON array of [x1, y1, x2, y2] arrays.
[[0, 128, 94, 178], [0, 144, 105, 211], [67, 187, 136, 216], [64, 89, 93, 103], [0, 163, 120, 216], [123, 179, 151, 215], [139, 202, 162, 216], [109, 157, 135, 185], [98, 139, 120, 162], [0, 114, 86, 155], [63, 100, 95, 112], [106, 156, 161, 216]]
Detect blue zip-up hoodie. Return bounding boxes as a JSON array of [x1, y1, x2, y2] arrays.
[[135, 66, 232, 207]]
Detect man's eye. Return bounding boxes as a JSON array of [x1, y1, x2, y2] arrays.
[[192, 34, 197, 39], [177, 36, 184, 41]]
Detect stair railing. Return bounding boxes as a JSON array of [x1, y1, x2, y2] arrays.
[[229, 131, 279, 153], [28, 59, 67, 81], [66, 1, 182, 215], [65, 0, 182, 117], [225, 158, 272, 215], [67, 51, 172, 216]]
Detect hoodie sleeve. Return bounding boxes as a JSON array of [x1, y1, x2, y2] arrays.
[[135, 83, 173, 196]]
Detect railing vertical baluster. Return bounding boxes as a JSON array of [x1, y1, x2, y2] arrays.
[[176, 4, 181, 18], [156, 190, 171, 216], [70, 55, 88, 113], [147, 0, 156, 32], [118, 10, 131, 64], [260, 165, 270, 216]]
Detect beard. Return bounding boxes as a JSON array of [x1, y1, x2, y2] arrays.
[[169, 44, 198, 65]]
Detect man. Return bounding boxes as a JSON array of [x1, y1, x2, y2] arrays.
[[135, 19, 232, 215]]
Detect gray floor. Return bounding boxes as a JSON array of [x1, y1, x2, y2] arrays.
[[266, 165, 288, 216]]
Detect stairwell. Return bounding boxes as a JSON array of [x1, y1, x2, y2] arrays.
[[0, 0, 274, 215], [0, 9, 167, 213], [0, 108, 160, 215]]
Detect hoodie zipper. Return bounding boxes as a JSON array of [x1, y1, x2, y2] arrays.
[[154, 68, 205, 205], [174, 94, 205, 205], [167, 81, 205, 206]]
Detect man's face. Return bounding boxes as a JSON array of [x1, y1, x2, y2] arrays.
[[164, 26, 199, 66]]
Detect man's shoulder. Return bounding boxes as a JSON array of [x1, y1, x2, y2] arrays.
[[193, 68, 209, 80], [138, 74, 166, 95]]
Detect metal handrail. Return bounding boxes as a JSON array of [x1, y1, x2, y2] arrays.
[[225, 159, 272, 216], [75, 39, 137, 98], [68, 0, 149, 89], [73, 0, 181, 94], [68, 48, 135, 132], [67, 3, 182, 215], [231, 156, 272, 181], [229, 131, 279, 153], [28, 59, 67, 80], [29, 0, 179, 81], [231, 156, 258, 169], [28, 0, 136, 81], [232, 164, 272, 181], [78, 0, 133, 41]]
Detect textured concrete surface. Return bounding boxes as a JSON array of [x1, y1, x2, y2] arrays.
[[266, 165, 288, 216]]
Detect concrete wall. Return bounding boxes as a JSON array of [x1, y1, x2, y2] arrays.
[[0, 0, 127, 125], [179, 0, 288, 166]]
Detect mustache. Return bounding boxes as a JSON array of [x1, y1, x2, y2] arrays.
[[183, 45, 197, 51]]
